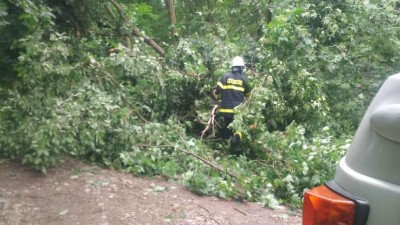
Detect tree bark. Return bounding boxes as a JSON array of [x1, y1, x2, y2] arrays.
[[167, 0, 178, 44], [266, 0, 273, 24], [255, 1, 272, 40], [107, 0, 165, 56]]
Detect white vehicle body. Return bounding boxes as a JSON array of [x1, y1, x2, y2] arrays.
[[334, 73, 400, 225], [303, 73, 400, 225]]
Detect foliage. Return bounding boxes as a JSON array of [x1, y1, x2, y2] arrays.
[[1, 0, 400, 209], [254, 1, 400, 134]]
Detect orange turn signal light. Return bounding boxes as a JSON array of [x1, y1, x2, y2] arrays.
[[303, 185, 356, 225]]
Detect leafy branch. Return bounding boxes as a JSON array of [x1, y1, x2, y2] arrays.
[[90, 59, 149, 123]]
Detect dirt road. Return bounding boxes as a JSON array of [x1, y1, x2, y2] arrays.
[[0, 158, 302, 225]]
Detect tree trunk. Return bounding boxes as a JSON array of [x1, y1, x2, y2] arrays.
[[256, 1, 272, 39], [167, 0, 177, 44], [266, 0, 273, 24]]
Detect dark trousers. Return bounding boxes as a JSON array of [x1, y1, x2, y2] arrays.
[[220, 116, 234, 140]]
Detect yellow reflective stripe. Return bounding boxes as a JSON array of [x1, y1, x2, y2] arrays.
[[234, 131, 243, 140], [219, 108, 235, 113], [216, 82, 245, 92]]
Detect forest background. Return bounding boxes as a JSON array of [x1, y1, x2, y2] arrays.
[[1, 0, 400, 208]]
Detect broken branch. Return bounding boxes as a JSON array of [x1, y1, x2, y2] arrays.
[[107, 0, 165, 56], [200, 105, 219, 141]]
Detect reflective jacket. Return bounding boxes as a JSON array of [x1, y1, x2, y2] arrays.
[[216, 71, 251, 117]]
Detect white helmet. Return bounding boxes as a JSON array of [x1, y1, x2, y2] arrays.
[[231, 56, 245, 67]]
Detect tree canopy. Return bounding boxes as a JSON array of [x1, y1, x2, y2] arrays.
[[1, 0, 400, 207]]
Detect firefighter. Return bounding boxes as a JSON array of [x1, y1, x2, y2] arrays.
[[212, 56, 252, 154]]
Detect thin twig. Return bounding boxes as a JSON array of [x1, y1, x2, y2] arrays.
[[234, 208, 247, 216], [253, 159, 282, 179], [137, 144, 172, 148], [210, 218, 221, 225], [196, 203, 211, 214]]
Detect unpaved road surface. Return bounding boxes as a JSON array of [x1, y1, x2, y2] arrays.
[[0, 158, 302, 225]]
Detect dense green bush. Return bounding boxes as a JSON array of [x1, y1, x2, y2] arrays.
[[1, 0, 400, 208]]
